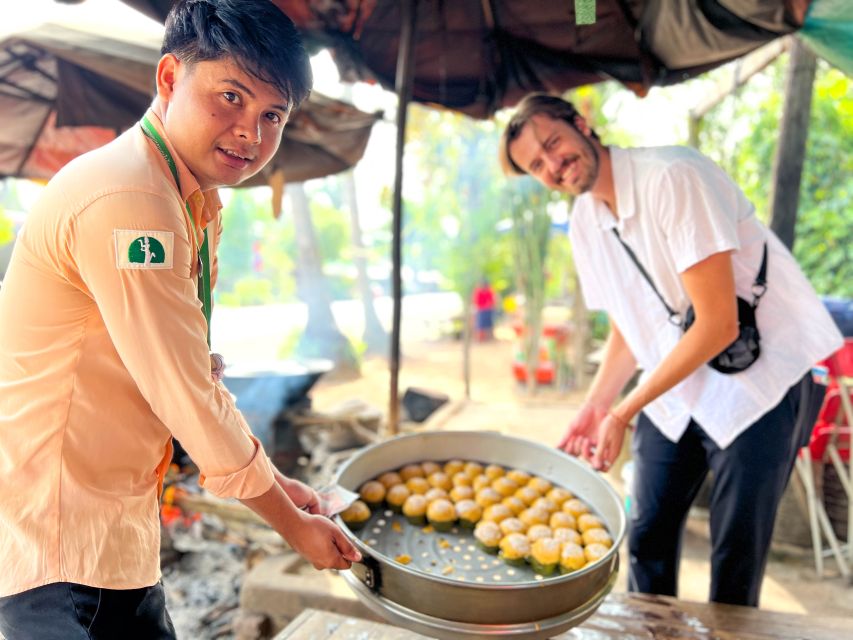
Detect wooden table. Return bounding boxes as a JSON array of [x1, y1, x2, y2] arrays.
[[274, 593, 851, 640]]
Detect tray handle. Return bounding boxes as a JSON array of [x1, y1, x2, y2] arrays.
[[350, 554, 382, 591]]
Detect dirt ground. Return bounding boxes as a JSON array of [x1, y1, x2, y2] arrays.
[[310, 325, 853, 620]]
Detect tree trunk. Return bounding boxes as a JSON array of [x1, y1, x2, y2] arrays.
[[288, 183, 358, 372], [769, 39, 817, 250], [342, 171, 387, 354], [571, 271, 589, 390]]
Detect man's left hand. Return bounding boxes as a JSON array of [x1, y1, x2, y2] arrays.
[[590, 413, 629, 472]]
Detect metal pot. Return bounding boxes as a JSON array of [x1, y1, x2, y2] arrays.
[[334, 431, 626, 638]]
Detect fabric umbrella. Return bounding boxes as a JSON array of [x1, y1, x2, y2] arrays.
[[0, 20, 381, 186]]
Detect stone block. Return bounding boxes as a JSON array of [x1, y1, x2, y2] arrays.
[[240, 553, 381, 636]]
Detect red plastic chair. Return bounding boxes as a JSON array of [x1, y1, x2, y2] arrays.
[[797, 338, 853, 579]]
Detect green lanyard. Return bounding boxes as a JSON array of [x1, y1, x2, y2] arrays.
[[140, 115, 212, 347]]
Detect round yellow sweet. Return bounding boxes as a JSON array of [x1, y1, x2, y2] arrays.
[[531, 537, 561, 565], [527, 476, 553, 494], [427, 471, 453, 491], [499, 517, 527, 536], [402, 494, 428, 518], [482, 503, 513, 524], [532, 497, 558, 514], [506, 469, 531, 485], [577, 513, 605, 533], [400, 464, 425, 481], [491, 476, 519, 498], [499, 532, 530, 561], [421, 461, 442, 476], [582, 528, 613, 548], [562, 498, 591, 518], [484, 464, 505, 480], [553, 527, 582, 546], [451, 472, 472, 487], [443, 459, 466, 477], [424, 487, 449, 503], [475, 487, 502, 509], [386, 484, 411, 510], [377, 471, 403, 489], [455, 499, 482, 524], [464, 461, 485, 478], [546, 487, 573, 506], [449, 485, 475, 502], [518, 506, 550, 528], [472, 474, 491, 492], [340, 500, 371, 528], [474, 520, 501, 548], [426, 498, 456, 524], [514, 486, 540, 506], [501, 496, 527, 516], [359, 480, 386, 506], [549, 511, 577, 531], [584, 542, 609, 564], [560, 542, 586, 572], [526, 524, 552, 542], [405, 476, 430, 495]]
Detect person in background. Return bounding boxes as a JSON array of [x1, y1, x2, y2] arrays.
[[473, 278, 497, 341], [0, 2, 359, 638], [499, 93, 842, 607]]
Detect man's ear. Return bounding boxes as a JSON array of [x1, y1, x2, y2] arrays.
[[155, 54, 181, 101], [573, 113, 592, 137]]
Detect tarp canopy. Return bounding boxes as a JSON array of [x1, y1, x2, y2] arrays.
[[0, 20, 381, 182], [119, 0, 827, 118]]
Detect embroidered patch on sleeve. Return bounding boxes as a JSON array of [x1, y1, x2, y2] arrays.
[[114, 229, 174, 269]]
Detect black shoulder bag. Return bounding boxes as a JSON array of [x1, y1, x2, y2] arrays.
[[612, 229, 768, 374]]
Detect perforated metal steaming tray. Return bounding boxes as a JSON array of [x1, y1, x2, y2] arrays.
[[334, 430, 626, 628]]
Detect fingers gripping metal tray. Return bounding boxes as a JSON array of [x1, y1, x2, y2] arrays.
[[333, 431, 626, 634]]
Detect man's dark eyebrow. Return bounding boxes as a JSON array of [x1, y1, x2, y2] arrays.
[[223, 78, 289, 113]]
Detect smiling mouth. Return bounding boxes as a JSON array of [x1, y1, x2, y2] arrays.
[[219, 147, 253, 162], [556, 157, 579, 185]]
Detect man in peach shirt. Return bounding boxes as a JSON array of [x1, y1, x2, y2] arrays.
[[0, 1, 359, 637]]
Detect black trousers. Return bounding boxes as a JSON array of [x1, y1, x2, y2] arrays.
[[0, 582, 176, 640], [628, 374, 819, 606]]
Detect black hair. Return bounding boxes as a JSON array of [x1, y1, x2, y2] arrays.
[[162, 0, 312, 110]]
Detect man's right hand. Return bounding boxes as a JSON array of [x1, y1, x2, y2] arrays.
[[284, 510, 362, 571], [557, 402, 608, 461], [241, 481, 362, 571]]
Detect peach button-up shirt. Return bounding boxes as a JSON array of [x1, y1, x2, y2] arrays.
[[0, 106, 275, 596]]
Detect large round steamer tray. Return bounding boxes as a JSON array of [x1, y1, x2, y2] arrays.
[[333, 431, 626, 639]]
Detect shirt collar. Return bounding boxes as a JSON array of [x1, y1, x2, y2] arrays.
[[592, 146, 636, 232], [142, 101, 223, 227]]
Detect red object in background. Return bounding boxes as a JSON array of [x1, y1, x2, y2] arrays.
[[473, 284, 495, 311], [511, 323, 571, 385], [805, 338, 853, 461], [512, 360, 555, 384]]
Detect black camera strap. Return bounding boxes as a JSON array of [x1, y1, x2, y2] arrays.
[[611, 229, 768, 326]]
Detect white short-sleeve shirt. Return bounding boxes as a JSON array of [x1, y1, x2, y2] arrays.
[[570, 146, 842, 448]]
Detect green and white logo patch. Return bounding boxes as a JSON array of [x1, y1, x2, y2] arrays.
[[114, 229, 174, 269]]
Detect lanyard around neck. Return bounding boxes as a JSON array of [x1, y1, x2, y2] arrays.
[[140, 115, 212, 347]]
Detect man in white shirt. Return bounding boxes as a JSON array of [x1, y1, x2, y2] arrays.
[[500, 93, 842, 606]]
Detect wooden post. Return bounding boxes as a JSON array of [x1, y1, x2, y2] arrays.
[[769, 38, 817, 251], [388, 0, 417, 436]]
